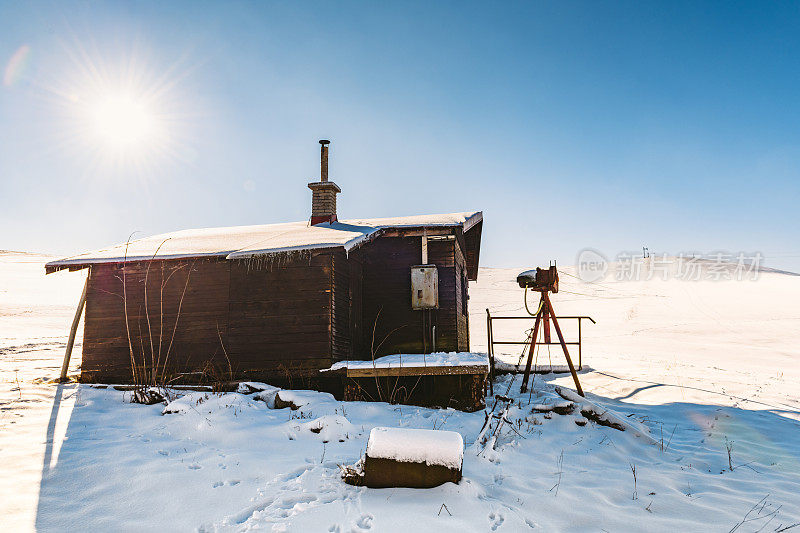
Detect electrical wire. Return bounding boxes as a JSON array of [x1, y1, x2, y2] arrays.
[[524, 288, 545, 316], [557, 268, 639, 294], [557, 289, 633, 299]]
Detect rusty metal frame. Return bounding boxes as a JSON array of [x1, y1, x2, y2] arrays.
[[485, 309, 595, 379]]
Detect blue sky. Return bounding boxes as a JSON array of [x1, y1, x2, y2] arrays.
[[1, 1, 799, 271]]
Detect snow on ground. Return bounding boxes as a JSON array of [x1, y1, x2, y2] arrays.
[[0, 252, 86, 532], [2, 251, 800, 532]]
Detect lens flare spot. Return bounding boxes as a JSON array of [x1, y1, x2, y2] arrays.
[[3, 44, 32, 87]]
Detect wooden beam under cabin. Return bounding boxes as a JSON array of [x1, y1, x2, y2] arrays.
[[380, 227, 455, 238], [346, 364, 489, 378]]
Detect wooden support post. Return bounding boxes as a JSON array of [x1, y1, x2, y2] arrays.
[[545, 294, 584, 397], [60, 276, 88, 382], [520, 295, 544, 393], [542, 302, 551, 344]]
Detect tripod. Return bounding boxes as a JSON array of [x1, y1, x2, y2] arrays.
[[519, 290, 584, 396]]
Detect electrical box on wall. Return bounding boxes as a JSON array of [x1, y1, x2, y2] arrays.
[[411, 265, 439, 309]]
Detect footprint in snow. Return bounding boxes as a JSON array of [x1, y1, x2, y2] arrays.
[[188, 464, 201, 470], [489, 511, 505, 531], [279, 494, 318, 509], [279, 465, 314, 482], [355, 513, 373, 530], [212, 481, 223, 488], [275, 494, 320, 519], [217, 464, 346, 529]]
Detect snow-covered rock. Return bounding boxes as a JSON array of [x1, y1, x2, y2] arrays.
[[365, 427, 464, 470]]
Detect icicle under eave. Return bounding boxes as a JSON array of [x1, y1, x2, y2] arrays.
[[234, 249, 315, 272]]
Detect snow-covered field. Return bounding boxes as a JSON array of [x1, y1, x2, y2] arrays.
[[2, 251, 800, 532]]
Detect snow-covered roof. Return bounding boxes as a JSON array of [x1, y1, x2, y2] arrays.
[[46, 211, 482, 272]]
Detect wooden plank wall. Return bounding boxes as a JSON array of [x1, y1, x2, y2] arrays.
[[330, 249, 353, 361], [82, 252, 339, 383], [227, 253, 333, 378], [348, 258, 364, 358], [82, 257, 230, 383], [454, 236, 470, 352], [464, 220, 482, 280], [357, 235, 462, 357], [428, 237, 459, 353]]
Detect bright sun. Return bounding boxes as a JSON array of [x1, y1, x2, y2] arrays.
[[50, 44, 188, 177], [89, 94, 159, 152]]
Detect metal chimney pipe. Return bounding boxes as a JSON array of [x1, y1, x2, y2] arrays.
[[319, 139, 330, 182]]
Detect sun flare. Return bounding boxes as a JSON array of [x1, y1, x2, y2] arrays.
[[46, 42, 191, 179], [89, 93, 160, 152]]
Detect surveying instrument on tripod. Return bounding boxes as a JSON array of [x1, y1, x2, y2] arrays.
[[517, 264, 584, 397]]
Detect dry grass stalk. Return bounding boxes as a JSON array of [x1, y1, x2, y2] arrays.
[[550, 449, 564, 496], [119, 235, 197, 403], [368, 306, 409, 404]]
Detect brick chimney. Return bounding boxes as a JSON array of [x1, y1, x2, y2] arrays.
[[308, 139, 341, 225]]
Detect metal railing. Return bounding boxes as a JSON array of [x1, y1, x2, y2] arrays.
[[485, 308, 595, 393]]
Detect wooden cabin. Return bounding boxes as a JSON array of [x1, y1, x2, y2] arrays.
[[46, 141, 483, 393]]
